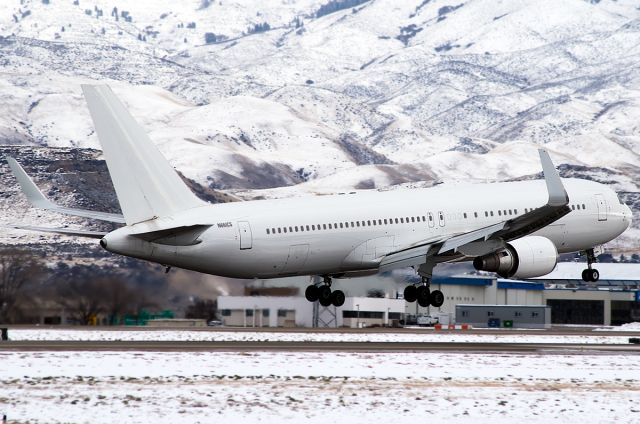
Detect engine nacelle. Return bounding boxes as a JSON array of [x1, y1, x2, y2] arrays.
[[473, 236, 558, 279]]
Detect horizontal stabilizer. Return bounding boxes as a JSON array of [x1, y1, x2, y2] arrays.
[[6, 157, 125, 224], [7, 225, 107, 239]]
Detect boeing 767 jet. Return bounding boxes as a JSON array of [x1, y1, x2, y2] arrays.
[[6, 85, 633, 308]]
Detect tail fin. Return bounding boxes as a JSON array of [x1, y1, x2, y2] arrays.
[[82, 85, 204, 225]]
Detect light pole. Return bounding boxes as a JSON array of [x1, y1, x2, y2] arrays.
[[356, 304, 360, 329], [386, 307, 390, 327]]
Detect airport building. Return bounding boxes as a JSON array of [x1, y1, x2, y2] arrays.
[[222, 263, 640, 328], [532, 262, 640, 326], [217, 295, 405, 328]]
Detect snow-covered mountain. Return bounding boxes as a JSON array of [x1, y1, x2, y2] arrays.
[[0, 0, 639, 251]]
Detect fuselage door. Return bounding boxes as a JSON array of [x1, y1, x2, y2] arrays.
[[438, 211, 446, 227], [238, 221, 253, 249], [595, 194, 607, 221], [427, 212, 435, 228]]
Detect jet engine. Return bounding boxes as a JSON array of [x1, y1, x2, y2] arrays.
[[472, 236, 558, 279]]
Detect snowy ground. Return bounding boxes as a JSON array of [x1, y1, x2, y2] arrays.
[[7, 328, 638, 344], [1, 350, 639, 423]]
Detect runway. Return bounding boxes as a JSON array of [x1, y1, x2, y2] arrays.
[[2, 340, 639, 353]]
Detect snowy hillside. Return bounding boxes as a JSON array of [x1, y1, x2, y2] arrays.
[[0, 0, 639, 251]]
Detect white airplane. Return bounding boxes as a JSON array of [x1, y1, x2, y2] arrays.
[[6, 85, 633, 308]]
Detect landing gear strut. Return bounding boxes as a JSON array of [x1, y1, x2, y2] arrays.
[[305, 276, 345, 307], [581, 248, 600, 282]]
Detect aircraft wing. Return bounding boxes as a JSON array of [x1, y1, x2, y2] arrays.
[[379, 149, 571, 271], [6, 157, 126, 224]]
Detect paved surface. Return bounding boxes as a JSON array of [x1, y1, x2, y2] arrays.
[[1, 340, 640, 353]]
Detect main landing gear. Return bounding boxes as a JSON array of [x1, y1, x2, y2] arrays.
[[582, 248, 600, 282], [404, 277, 444, 308], [305, 276, 345, 307]]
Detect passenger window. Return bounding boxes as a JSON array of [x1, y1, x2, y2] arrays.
[[485, 211, 488, 217], [295, 226, 299, 232], [283, 228, 287, 233], [422, 216, 426, 222], [514, 209, 518, 214], [490, 211, 494, 216], [289, 227, 293, 232], [405, 217, 409, 222], [378, 219, 382, 225], [474, 212, 478, 218], [323, 224, 327, 230], [277, 228, 282, 234], [266, 229, 270, 234], [351, 222, 355, 227], [311, 225, 316, 231], [463, 213, 467, 219], [395, 218, 399, 224], [328, 224, 332, 229], [306, 225, 310, 231], [582, 204, 586, 209], [383, 219, 388, 224], [367, 220, 371, 226], [356, 222, 360, 227]]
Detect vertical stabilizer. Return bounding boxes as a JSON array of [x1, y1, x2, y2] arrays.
[[82, 85, 204, 225]]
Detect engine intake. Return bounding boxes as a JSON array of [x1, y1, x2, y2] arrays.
[[473, 236, 558, 279]]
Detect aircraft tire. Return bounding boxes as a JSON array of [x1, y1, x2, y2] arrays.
[[404, 285, 418, 303], [430, 290, 444, 307], [581, 269, 589, 282], [417, 296, 430, 308], [416, 285, 430, 305], [305, 285, 319, 302], [331, 290, 345, 307], [318, 285, 332, 306]]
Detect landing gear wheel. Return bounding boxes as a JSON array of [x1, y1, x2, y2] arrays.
[[582, 268, 600, 282], [305, 285, 319, 302], [404, 285, 417, 303], [430, 290, 444, 308], [416, 286, 431, 308], [318, 285, 332, 306], [331, 290, 345, 307]]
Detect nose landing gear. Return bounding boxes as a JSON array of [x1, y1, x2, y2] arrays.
[[305, 276, 345, 307], [581, 248, 600, 282]]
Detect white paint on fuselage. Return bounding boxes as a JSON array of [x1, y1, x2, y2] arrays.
[[103, 178, 632, 279]]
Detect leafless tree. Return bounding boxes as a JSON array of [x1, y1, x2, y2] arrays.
[[0, 248, 44, 324], [185, 299, 218, 321], [57, 278, 108, 325]]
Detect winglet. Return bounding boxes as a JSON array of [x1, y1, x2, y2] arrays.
[[539, 149, 569, 207], [6, 157, 56, 209]]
